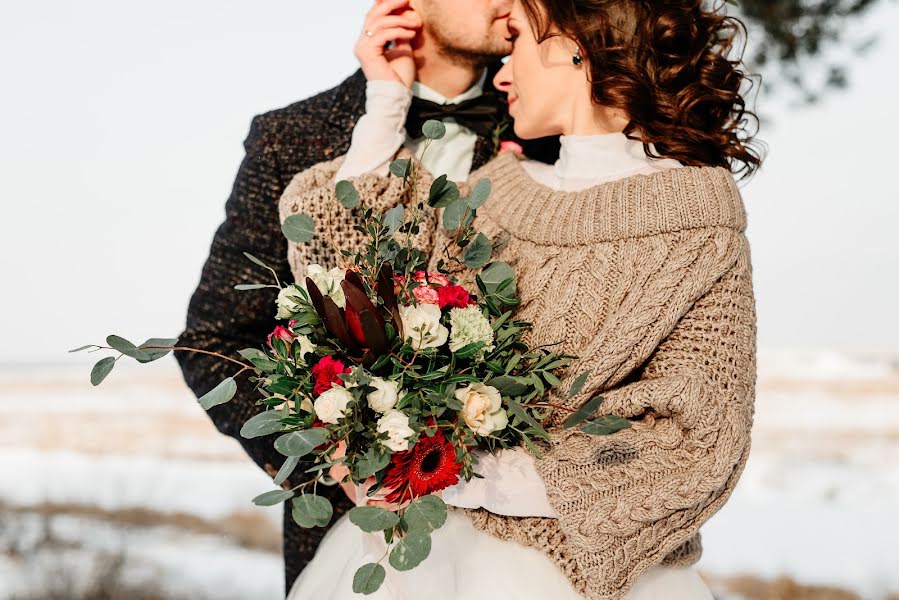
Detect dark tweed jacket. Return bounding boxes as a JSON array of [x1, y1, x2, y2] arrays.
[[176, 65, 559, 596]]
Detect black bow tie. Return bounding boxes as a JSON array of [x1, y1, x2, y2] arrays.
[[405, 95, 501, 140]]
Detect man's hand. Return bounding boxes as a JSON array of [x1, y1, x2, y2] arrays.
[[356, 0, 421, 87]]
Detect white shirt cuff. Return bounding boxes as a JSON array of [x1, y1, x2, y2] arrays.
[[334, 80, 413, 181]]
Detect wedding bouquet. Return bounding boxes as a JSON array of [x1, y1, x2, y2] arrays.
[[74, 120, 630, 594]]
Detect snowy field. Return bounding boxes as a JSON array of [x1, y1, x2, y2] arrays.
[[1, 348, 897, 600]]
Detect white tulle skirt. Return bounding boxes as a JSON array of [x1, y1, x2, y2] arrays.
[[287, 510, 714, 600]]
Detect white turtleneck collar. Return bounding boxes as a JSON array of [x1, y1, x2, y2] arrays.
[[521, 132, 684, 192]]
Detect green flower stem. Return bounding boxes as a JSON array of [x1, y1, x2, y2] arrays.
[[134, 345, 254, 371]]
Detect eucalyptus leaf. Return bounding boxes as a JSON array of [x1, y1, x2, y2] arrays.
[[466, 178, 492, 209], [384, 205, 405, 237], [68, 345, 94, 353], [388, 531, 431, 571], [274, 455, 300, 486], [479, 262, 516, 296], [136, 337, 179, 363], [462, 233, 492, 269], [291, 494, 333, 528], [563, 394, 605, 429], [353, 563, 386, 595], [198, 377, 237, 409], [336, 180, 360, 209], [429, 177, 460, 209], [282, 213, 316, 243], [403, 495, 447, 535], [389, 158, 412, 178], [486, 375, 530, 397], [507, 400, 549, 440], [274, 428, 329, 457], [349, 506, 400, 532], [422, 119, 446, 140], [90, 357, 115, 386], [238, 348, 267, 361], [234, 283, 271, 290], [243, 252, 271, 269], [355, 447, 390, 479], [240, 410, 287, 439], [442, 197, 466, 231], [106, 335, 150, 361], [580, 415, 633, 436], [252, 489, 294, 506]]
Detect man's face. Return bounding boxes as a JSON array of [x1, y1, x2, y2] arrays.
[[414, 0, 513, 64]]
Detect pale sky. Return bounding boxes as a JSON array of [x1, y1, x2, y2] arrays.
[[2, 0, 898, 366]]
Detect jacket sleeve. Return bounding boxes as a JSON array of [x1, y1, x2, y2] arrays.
[[176, 116, 341, 501], [533, 233, 757, 598]]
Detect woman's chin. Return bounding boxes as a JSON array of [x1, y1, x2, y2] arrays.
[[512, 119, 548, 141]]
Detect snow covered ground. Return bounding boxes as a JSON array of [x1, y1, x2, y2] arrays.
[[1, 349, 897, 599]]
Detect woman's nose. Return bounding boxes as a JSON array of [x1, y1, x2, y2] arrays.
[[493, 59, 512, 93]]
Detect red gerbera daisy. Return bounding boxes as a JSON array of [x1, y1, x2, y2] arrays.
[[381, 427, 461, 503]]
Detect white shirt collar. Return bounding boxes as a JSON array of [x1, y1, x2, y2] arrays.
[[411, 69, 488, 105]]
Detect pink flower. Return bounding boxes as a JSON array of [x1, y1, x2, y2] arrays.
[[499, 140, 524, 155], [428, 272, 450, 286], [267, 325, 296, 349], [413, 285, 440, 305], [412, 271, 428, 283]]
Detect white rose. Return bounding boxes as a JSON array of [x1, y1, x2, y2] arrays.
[[455, 383, 508, 435], [304, 264, 346, 308], [367, 377, 400, 413], [313, 386, 354, 424], [376, 409, 415, 452], [399, 303, 448, 350], [294, 334, 316, 364], [275, 284, 303, 319]]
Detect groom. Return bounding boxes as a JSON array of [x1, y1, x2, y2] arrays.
[[176, 0, 559, 594]]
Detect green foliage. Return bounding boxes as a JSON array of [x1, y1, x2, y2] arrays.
[[282, 213, 316, 243], [198, 377, 237, 409]]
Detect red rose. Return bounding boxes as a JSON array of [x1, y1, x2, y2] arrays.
[[311, 355, 350, 396], [267, 325, 296, 349], [437, 285, 471, 310]]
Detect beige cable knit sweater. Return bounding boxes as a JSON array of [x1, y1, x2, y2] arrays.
[[278, 149, 757, 600]]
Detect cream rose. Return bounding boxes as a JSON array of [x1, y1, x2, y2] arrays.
[[275, 284, 303, 319], [399, 303, 448, 350], [455, 383, 508, 435], [376, 409, 415, 452], [367, 377, 400, 413], [313, 386, 354, 424], [304, 264, 346, 308]]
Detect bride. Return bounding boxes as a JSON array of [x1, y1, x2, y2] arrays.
[[280, 0, 763, 598]]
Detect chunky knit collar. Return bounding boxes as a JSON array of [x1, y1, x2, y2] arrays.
[[478, 150, 746, 246]]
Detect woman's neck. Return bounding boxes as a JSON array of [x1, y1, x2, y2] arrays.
[[563, 96, 630, 136]]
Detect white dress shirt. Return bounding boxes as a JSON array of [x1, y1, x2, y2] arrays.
[[334, 71, 487, 183]]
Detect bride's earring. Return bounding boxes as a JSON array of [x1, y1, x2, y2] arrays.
[[572, 46, 582, 66]]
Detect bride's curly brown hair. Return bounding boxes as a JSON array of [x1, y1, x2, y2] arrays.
[[520, 0, 765, 179]]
